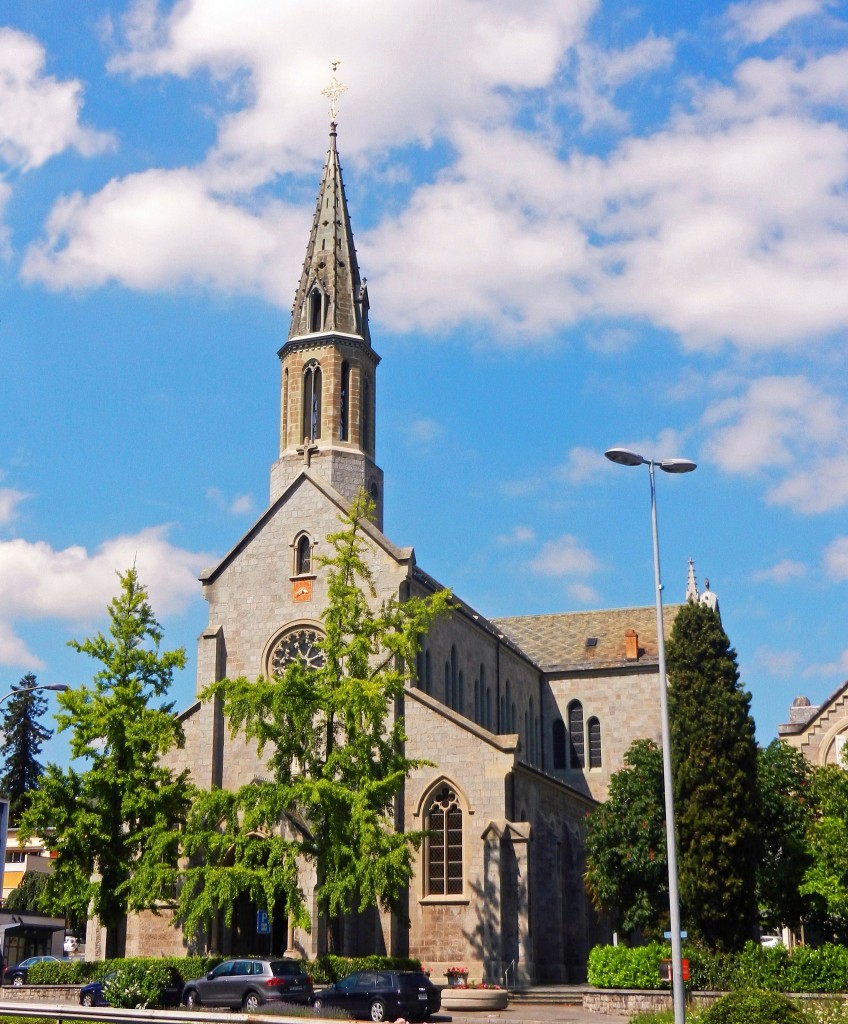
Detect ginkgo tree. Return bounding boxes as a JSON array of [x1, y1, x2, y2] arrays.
[[175, 492, 451, 950]]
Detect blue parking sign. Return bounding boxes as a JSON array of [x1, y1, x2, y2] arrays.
[[257, 910, 270, 934]]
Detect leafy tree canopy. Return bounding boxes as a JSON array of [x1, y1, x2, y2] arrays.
[[19, 568, 191, 957], [176, 492, 452, 946], [667, 600, 760, 952], [585, 738, 668, 939], [4, 869, 49, 912], [800, 763, 848, 941], [0, 673, 53, 822]]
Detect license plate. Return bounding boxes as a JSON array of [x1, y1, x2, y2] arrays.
[[289, 986, 302, 992], [418, 993, 427, 1000]]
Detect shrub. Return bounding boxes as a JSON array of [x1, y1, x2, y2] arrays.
[[104, 961, 176, 1009], [699, 989, 806, 1024], [787, 945, 848, 994], [588, 942, 668, 989]]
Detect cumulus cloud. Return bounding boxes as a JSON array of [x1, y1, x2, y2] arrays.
[[0, 488, 29, 526], [726, 0, 828, 44], [496, 526, 536, 547], [555, 447, 605, 485], [803, 647, 848, 678], [825, 537, 848, 581], [755, 645, 802, 676], [0, 27, 113, 171], [0, 526, 211, 667], [702, 376, 848, 513], [206, 487, 255, 517], [402, 419, 443, 447], [753, 559, 807, 583], [530, 534, 601, 578]]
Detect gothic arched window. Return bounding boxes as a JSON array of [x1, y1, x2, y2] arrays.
[[588, 717, 602, 768], [303, 361, 322, 441], [309, 288, 324, 333], [425, 785, 463, 896], [339, 361, 350, 441], [553, 719, 566, 769], [295, 534, 312, 575], [568, 700, 585, 769], [362, 375, 371, 451]]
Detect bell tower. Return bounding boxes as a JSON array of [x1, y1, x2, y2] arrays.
[[270, 68, 383, 528]]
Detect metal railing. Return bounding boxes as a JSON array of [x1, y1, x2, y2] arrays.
[[502, 959, 516, 992], [0, 1003, 307, 1024]]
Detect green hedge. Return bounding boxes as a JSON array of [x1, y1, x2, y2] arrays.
[[589, 941, 848, 993], [26, 953, 421, 989]]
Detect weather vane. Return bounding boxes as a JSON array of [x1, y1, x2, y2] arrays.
[[321, 59, 347, 123]]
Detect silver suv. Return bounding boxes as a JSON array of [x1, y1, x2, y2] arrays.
[[182, 958, 313, 1011]]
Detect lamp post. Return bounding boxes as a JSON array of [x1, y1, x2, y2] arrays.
[[0, 682, 69, 913], [604, 446, 696, 1024]]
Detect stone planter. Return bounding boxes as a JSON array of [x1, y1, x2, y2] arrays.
[[440, 987, 509, 1012]]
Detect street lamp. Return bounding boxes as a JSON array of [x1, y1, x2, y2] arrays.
[[0, 682, 70, 708], [605, 446, 696, 1024]]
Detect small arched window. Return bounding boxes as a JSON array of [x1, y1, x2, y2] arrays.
[[553, 719, 566, 769], [309, 289, 323, 333], [339, 361, 350, 441], [296, 535, 312, 575], [588, 717, 602, 768], [568, 701, 585, 769], [425, 784, 463, 896], [303, 361, 322, 440]]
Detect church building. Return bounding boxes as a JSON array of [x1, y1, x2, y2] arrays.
[[105, 111, 695, 984]]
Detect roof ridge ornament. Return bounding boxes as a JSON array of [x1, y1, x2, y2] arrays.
[[321, 59, 347, 126]]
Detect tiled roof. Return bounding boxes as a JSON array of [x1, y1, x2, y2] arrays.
[[492, 604, 683, 673]]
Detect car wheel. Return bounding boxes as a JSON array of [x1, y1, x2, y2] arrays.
[[12, 976, 23, 987], [185, 990, 201, 1010], [369, 999, 388, 1022], [243, 992, 262, 1012], [82, 994, 94, 1007]]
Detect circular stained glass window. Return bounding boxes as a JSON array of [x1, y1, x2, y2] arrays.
[[269, 626, 325, 675]]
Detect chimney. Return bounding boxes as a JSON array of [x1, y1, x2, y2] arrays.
[[625, 629, 639, 660]]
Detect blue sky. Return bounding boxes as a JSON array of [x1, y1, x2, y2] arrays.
[[1, 0, 848, 765]]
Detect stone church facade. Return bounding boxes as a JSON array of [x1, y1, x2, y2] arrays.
[[104, 120, 688, 983]]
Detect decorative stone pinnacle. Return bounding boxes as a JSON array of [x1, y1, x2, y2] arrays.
[[321, 60, 347, 123]]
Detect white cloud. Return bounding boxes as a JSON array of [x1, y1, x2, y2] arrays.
[[402, 419, 443, 447], [755, 644, 802, 676], [206, 487, 255, 517], [753, 559, 807, 583], [0, 488, 29, 526], [825, 537, 848, 581], [803, 647, 848, 678], [0, 28, 113, 171], [726, 0, 828, 44], [530, 534, 601, 578], [496, 526, 536, 547], [702, 376, 848, 513], [555, 447, 605, 485], [0, 526, 211, 667], [22, 168, 304, 301], [566, 581, 602, 605]]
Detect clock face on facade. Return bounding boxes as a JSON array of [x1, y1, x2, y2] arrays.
[[269, 626, 325, 675]]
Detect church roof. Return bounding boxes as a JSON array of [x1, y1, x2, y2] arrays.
[[287, 123, 369, 343], [492, 604, 682, 674]]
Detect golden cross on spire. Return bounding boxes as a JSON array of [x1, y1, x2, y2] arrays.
[[321, 59, 347, 123]]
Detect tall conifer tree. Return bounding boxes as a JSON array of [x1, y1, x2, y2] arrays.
[[0, 673, 52, 822], [667, 600, 759, 951]]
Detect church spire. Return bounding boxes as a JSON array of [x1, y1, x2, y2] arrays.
[[288, 64, 369, 344], [271, 65, 383, 528]]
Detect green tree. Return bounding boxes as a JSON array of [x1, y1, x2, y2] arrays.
[[800, 763, 848, 941], [19, 568, 191, 957], [0, 673, 53, 822], [585, 738, 668, 938], [757, 739, 814, 933], [667, 600, 760, 952], [176, 493, 452, 948], [4, 869, 49, 911]]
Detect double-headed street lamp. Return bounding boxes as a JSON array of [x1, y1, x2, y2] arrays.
[[605, 446, 696, 1024], [0, 682, 70, 709]]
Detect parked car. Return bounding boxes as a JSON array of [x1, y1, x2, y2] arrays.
[[4, 955, 62, 986], [63, 936, 79, 955], [761, 934, 784, 948], [79, 967, 182, 1007], [312, 970, 440, 1022], [182, 957, 313, 1011]]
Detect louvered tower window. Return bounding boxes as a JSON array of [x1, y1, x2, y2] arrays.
[[303, 362, 322, 440], [426, 785, 463, 895]]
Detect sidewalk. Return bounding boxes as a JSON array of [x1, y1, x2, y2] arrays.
[[435, 998, 631, 1024]]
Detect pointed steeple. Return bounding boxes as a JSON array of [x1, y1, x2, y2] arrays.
[[288, 86, 369, 343], [270, 69, 383, 528], [686, 558, 699, 603]]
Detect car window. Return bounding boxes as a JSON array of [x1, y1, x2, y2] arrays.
[[356, 972, 377, 989], [210, 961, 234, 979], [270, 961, 301, 977], [375, 973, 392, 987], [337, 974, 358, 992], [232, 961, 251, 977]]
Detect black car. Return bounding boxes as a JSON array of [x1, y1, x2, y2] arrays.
[[312, 970, 440, 1023], [79, 967, 183, 1007], [182, 957, 313, 1011], [4, 955, 62, 986]]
